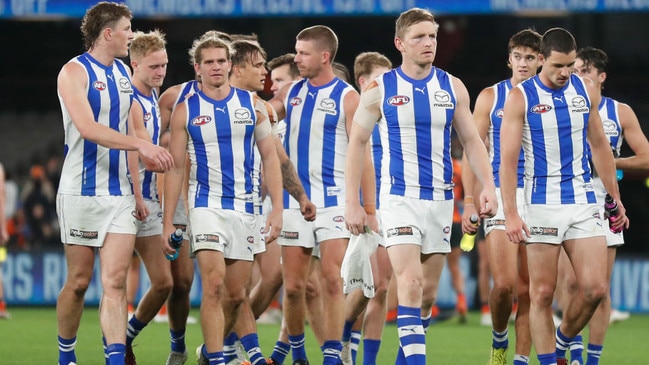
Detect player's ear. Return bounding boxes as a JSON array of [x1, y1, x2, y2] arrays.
[[394, 37, 404, 53]]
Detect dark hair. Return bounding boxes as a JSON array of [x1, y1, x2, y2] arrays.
[[230, 40, 267, 67], [267, 53, 299, 79], [540, 28, 576, 58], [81, 2, 132, 50], [576, 47, 608, 73], [508, 28, 542, 53]]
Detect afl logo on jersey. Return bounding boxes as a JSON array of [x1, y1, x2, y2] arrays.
[[530, 104, 553, 114], [290, 97, 302, 106], [495, 108, 504, 118], [191, 115, 212, 126], [93, 81, 106, 91], [387, 95, 410, 106]]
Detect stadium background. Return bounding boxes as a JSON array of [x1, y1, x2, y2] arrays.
[[1, 1, 649, 311]]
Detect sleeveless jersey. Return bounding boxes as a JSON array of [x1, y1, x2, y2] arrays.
[[252, 99, 278, 215], [133, 87, 161, 201], [518, 74, 596, 205], [184, 87, 257, 213], [284, 77, 354, 209], [488, 79, 525, 188], [375, 66, 456, 201], [174, 80, 201, 106], [58, 53, 134, 196], [370, 126, 382, 208], [599, 96, 624, 157]]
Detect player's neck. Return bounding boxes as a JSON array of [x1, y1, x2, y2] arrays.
[[202, 82, 231, 101], [308, 67, 336, 87], [400, 60, 433, 80], [87, 48, 115, 67], [132, 79, 153, 96], [510, 74, 532, 87]]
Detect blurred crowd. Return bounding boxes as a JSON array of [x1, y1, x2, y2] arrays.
[[3, 145, 63, 251]]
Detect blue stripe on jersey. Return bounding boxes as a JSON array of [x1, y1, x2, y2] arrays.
[[321, 81, 346, 207], [109, 61, 131, 195], [217, 98, 236, 211], [382, 72, 406, 197], [235, 88, 255, 214], [526, 78, 547, 204], [284, 80, 310, 208], [554, 89, 577, 204], [176, 80, 200, 106], [187, 95, 210, 207], [437, 70, 455, 201], [78, 55, 99, 196], [371, 126, 382, 208], [571, 76, 596, 204], [412, 78, 433, 200]]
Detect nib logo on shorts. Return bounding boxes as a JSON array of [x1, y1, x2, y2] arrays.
[[70, 228, 98, 240], [529, 226, 558, 236], [282, 231, 299, 239], [195, 234, 220, 243], [386, 226, 413, 238]]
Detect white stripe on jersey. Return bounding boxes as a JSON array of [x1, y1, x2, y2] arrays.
[[174, 80, 201, 107], [519, 74, 597, 205], [134, 87, 161, 201], [58, 53, 134, 196], [184, 87, 256, 213], [376, 67, 455, 201], [284, 77, 354, 209]]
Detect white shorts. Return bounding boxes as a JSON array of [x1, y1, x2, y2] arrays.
[[379, 195, 453, 254], [600, 206, 624, 247], [253, 213, 267, 255], [57, 194, 137, 247], [375, 210, 386, 247], [525, 203, 605, 245], [135, 199, 163, 237], [278, 206, 349, 248], [188, 208, 256, 261], [484, 188, 525, 235]]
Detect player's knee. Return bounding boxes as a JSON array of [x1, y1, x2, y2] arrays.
[[583, 282, 608, 305], [66, 276, 91, 297], [284, 279, 307, 301], [530, 284, 555, 307]]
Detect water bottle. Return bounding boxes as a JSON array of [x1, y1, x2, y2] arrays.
[[460, 214, 479, 252], [604, 194, 623, 234], [166, 229, 184, 260]]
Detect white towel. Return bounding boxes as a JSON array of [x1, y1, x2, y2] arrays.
[[341, 229, 380, 298]]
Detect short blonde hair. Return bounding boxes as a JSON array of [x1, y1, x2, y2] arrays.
[[193, 38, 232, 65], [129, 29, 166, 61], [395, 8, 438, 40], [353, 52, 392, 89]]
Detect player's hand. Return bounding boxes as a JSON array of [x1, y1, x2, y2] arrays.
[[139, 143, 174, 173], [479, 188, 498, 219], [0, 226, 8, 246], [345, 203, 366, 235], [505, 213, 529, 244], [610, 199, 630, 233], [299, 196, 316, 222], [366, 213, 379, 234], [461, 203, 480, 235], [133, 196, 149, 221], [264, 208, 283, 244], [161, 224, 177, 257]]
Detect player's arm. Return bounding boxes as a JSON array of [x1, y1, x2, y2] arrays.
[[57, 62, 172, 171], [345, 81, 381, 235], [127, 101, 149, 221], [255, 109, 283, 244], [500, 87, 528, 243], [616, 103, 649, 171], [162, 101, 189, 255], [585, 82, 628, 231], [451, 77, 497, 218], [461, 86, 494, 233], [158, 84, 182, 148]]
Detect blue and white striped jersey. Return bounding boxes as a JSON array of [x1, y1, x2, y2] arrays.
[[488, 79, 525, 188], [375, 66, 456, 201], [599, 96, 624, 157], [284, 77, 355, 209], [133, 87, 161, 201], [58, 53, 134, 196], [174, 80, 201, 106], [518, 74, 596, 205], [370, 126, 382, 208], [183, 87, 257, 213]]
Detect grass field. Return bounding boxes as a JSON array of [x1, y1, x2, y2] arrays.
[[1, 307, 646, 364]]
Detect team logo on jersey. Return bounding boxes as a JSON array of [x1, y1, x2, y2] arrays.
[[195, 233, 220, 243], [191, 115, 212, 126], [118, 77, 133, 94], [290, 97, 303, 106], [143, 112, 152, 122], [530, 104, 553, 114], [316, 98, 337, 116], [529, 226, 558, 236], [93, 81, 106, 91], [602, 120, 620, 137], [387, 95, 410, 106], [495, 108, 504, 118], [443, 226, 451, 234], [247, 236, 255, 244], [69, 228, 98, 240], [386, 226, 414, 238], [433, 91, 453, 108], [333, 216, 345, 223], [571, 96, 589, 113], [233, 108, 254, 125]]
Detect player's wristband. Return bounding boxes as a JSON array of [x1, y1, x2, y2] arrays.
[[364, 204, 376, 215], [464, 196, 474, 205]]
